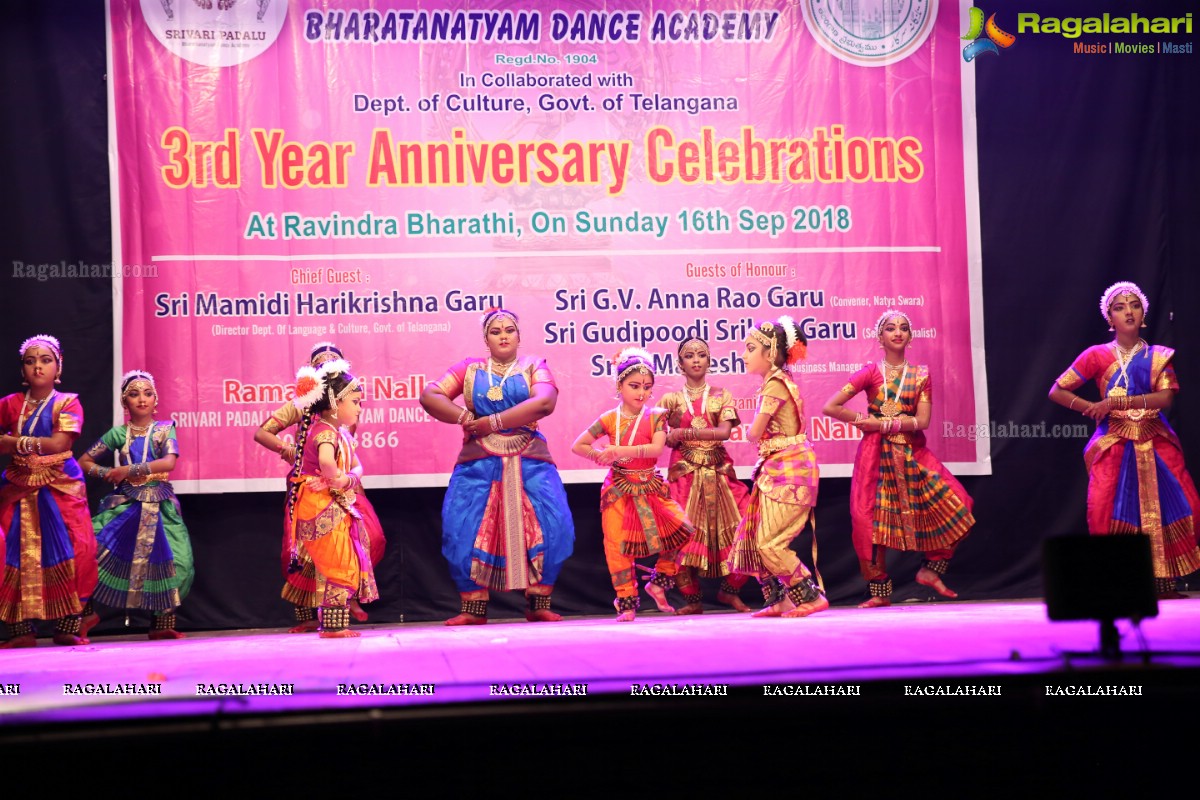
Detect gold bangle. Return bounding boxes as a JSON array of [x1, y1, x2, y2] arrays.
[[1068, 397, 1079, 411]]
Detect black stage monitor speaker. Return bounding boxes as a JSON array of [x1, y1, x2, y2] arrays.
[[1042, 534, 1158, 658]]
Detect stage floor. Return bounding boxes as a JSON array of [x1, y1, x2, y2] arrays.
[[3, 598, 1199, 729]]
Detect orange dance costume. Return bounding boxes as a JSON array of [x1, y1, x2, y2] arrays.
[[260, 342, 384, 629], [267, 401, 385, 601], [590, 407, 698, 611], [285, 360, 378, 636], [289, 421, 378, 607]]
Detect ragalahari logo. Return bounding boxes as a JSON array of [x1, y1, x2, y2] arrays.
[[962, 7, 1016, 61]]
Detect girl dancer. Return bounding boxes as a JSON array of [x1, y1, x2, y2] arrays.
[[0, 335, 98, 647], [287, 359, 379, 638], [571, 348, 699, 621], [662, 337, 753, 613], [726, 318, 826, 618], [1049, 282, 1200, 598], [420, 309, 575, 624], [823, 311, 975, 607], [79, 370, 193, 638], [254, 342, 384, 631]]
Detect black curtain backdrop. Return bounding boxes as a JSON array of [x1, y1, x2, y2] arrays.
[[1, 1, 1197, 634]]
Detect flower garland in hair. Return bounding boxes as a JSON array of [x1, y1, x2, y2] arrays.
[[19, 333, 61, 358], [19, 334, 63, 375], [873, 309, 911, 338], [120, 371, 157, 398], [316, 357, 351, 379], [480, 306, 519, 329], [316, 358, 354, 409], [120, 369, 156, 394], [309, 341, 343, 364], [292, 365, 324, 411], [1099, 281, 1148, 324], [776, 316, 807, 364], [613, 347, 655, 383]]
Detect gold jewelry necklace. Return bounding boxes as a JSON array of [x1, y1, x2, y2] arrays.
[[1109, 339, 1145, 397], [119, 421, 154, 469], [486, 357, 519, 401], [686, 383, 710, 428], [615, 402, 647, 454], [17, 390, 53, 435], [879, 361, 908, 418]]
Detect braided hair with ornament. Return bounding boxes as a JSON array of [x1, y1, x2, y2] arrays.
[[748, 315, 808, 370], [612, 347, 656, 387], [285, 358, 359, 528]]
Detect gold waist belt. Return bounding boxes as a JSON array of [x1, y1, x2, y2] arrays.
[[758, 434, 807, 458], [613, 465, 659, 479], [1106, 415, 1164, 441], [8, 450, 72, 487], [1109, 408, 1160, 421]]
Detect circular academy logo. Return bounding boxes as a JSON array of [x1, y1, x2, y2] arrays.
[[801, 0, 938, 67], [139, 0, 287, 67]]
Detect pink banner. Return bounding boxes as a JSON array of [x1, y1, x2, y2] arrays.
[[108, 0, 988, 492]]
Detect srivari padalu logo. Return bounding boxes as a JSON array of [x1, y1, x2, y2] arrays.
[[141, 0, 287, 67]]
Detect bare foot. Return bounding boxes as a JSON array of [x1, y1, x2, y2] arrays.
[[751, 603, 783, 618], [288, 619, 320, 634], [717, 591, 750, 612], [349, 599, 368, 622], [916, 567, 958, 598], [782, 594, 829, 618], [858, 596, 891, 609], [0, 634, 36, 649], [674, 602, 703, 616], [52, 633, 89, 646], [444, 613, 487, 626], [645, 582, 675, 614], [319, 629, 360, 639], [1158, 590, 1189, 600], [614, 599, 637, 622], [525, 609, 564, 622], [81, 612, 101, 638], [148, 628, 186, 640]]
